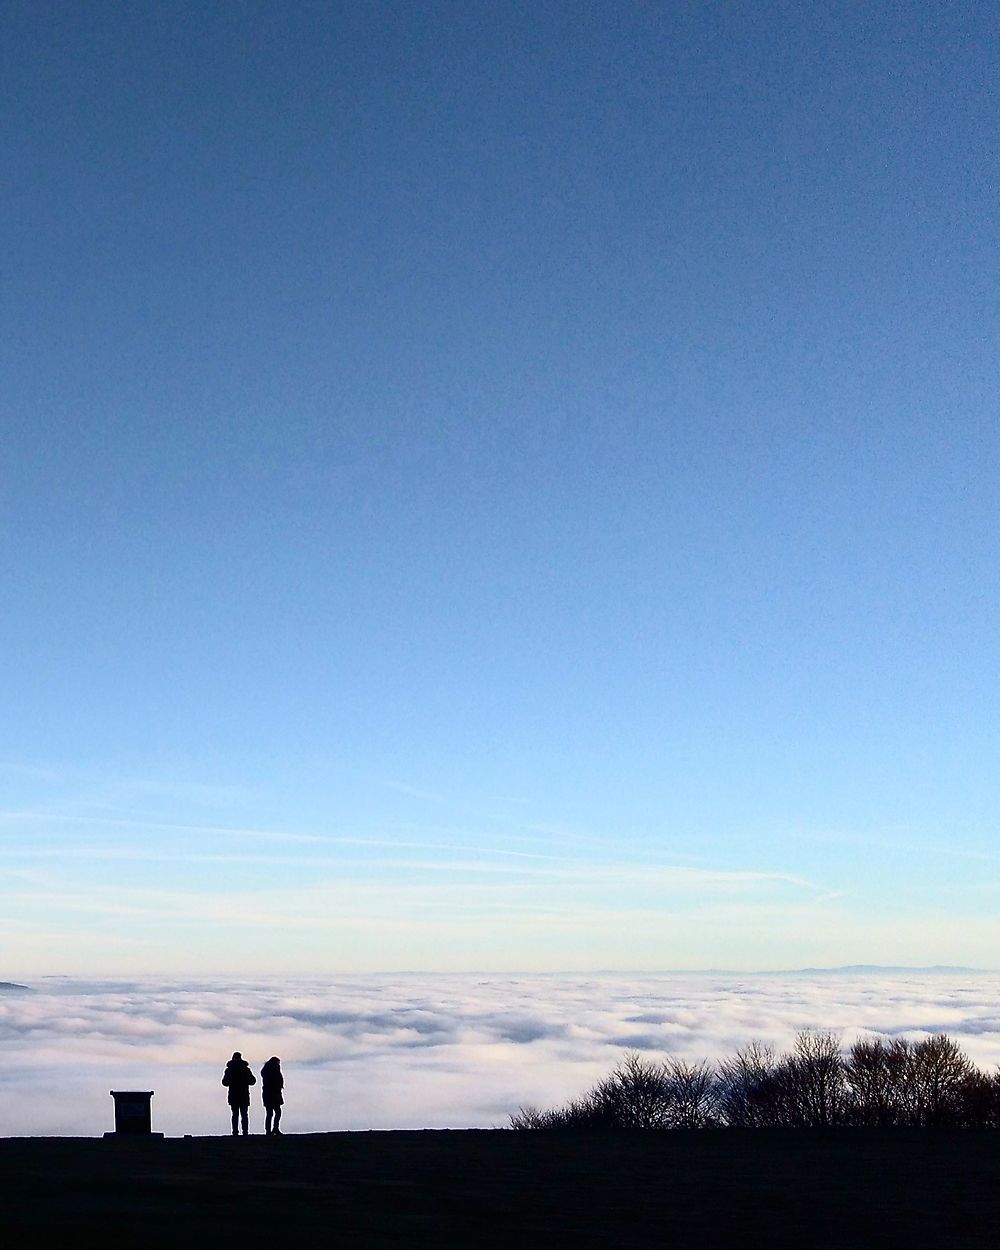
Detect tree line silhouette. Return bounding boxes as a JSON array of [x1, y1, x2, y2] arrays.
[[510, 1032, 1000, 1130]]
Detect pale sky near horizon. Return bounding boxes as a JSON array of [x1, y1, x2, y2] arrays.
[[2, 2, 999, 974]]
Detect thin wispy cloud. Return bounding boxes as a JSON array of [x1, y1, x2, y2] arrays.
[[378, 779, 455, 806], [0, 811, 576, 863], [0, 811, 326, 844], [0, 761, 63, 783], [790, 825, 1000, 867]]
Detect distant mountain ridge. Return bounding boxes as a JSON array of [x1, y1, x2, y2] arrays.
[[790, 965, 981, 975], [0, 982, 29, 992]]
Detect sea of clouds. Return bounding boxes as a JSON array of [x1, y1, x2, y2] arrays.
[[2, 971, 999, 1138]]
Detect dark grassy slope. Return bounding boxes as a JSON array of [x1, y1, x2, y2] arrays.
[[1, 1129, 998, 1249]]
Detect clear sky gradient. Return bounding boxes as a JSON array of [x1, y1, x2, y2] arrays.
[[2, 2, 998, 972]]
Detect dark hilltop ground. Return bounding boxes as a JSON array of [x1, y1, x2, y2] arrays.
[[2, 1128, 998, 1248]]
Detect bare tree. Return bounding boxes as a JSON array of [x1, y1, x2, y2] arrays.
[[511, 1033, 994, 1132], [780, 1030, 846, 1127], [590, 1051, 674, 1129], [844, 1037, 900, 1126], [909, 1034, 974, 1127], [666, 1058, 721, 1128], [716, 1041, 785, 1127]]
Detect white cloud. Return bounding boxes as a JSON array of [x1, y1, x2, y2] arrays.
[[1, 971, 998, 1138]]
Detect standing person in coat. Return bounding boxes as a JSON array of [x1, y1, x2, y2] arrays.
[[222, 1051, 256, 1136], [261, 1056, 284, 1136]]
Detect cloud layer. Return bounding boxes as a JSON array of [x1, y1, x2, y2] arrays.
[[1, 971, 998, 1137]]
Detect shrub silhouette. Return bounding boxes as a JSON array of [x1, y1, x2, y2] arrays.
[[511, 1051, 723, 1130], [511, 1052, 674, 1131], [511, 1032, 999, 1131]]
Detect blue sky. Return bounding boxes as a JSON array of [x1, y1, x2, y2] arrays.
[[2, 2, 998, 973]]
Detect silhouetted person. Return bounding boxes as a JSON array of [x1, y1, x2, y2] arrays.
[[222, 1051, 256, 1136], [261, 1056, 284, 1136]]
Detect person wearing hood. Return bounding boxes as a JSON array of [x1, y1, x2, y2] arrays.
[[222, 1051, 256, 1136], [261, 1056, 284, 1136]]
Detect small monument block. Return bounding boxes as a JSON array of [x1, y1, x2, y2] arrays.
[[105, 1090, 163, 1138]]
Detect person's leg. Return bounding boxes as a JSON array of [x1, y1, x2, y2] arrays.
[[240, 1105, 249, 1135], [273, 1106, 281, 1135], [265, 1107, 273, 1135], [231, 1106, 239, 1136]]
